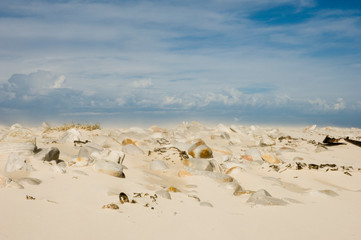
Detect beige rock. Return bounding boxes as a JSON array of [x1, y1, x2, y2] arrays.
[[178, 169, 192, 177], [261, 153, 280, 164], [188, 139, 213, 158], [93, 160, 125, 178]]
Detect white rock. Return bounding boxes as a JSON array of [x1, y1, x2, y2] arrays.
[[188, 139, 213, 158], [5, 153, 34, 172], [122, 143, 144, 155], [59, 128, 81, 144], [247, 189, 287, 206], [260, 135, 276, 146], [107, 150, 126, 164], [244, 148, 262, 161], [94, 149, 125, 164], [185, 158, 213, 171], [51, 161, 67, 174], [0, 142, 36, 154], [93, 136, 121, 149], [0, 127, 36, 154], [71, 157, 89, 167], [78, 145, 100, 159], [200, 202, 213, 207], [155, 189, 171, 199], [93, 160, 125, 178], [150, 160, 169, 171]]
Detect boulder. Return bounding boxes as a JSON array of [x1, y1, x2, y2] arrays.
[[260, 135, 276, 146], [188, 139, 213, 158], [0, 126, 36, 154], [122, 139, 144, 155], [90, 149, 125, 164], [5, 153, 34, 172], [35, 147, 60, 161], [244, 149, 262, 161], [59, 128, 81, 144], [93, 160, 125, 178], [261, 153, 280, 164]]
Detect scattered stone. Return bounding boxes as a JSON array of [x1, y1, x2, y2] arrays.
[[244, 149, 262, 161], [51, 161, 67, 174], [260, 135, 276, 146], [119, 192, 129, 204], [269, 165, 280, 172], [167, 187, 180, 193], [247, 189, 287, 206], [92, 135, 121, 149], [296, 162, 307, 170], [26, 195, 36, 200], [4, 178, 24, 189], [200, 202, 213, 207], [178, 169, 192, 177], [308, 164, 319, 170], [59, 128, 81, 144], [90, 149, 125, 165], [155, 189, 171, 199], [102, 203, 119, 209], [261, 153, 280, 164], [150, 160, 169, 171], [188, 194, 201, 202], [5, 153, 34, 172], [93, 160, 125, 178], [242, 155, 253, 161], [320, 164, 337, 168], [319, 190, 339, 197], [43, 147, 60, 161], [74, 140, 89, 146], [188, 139, 213, 158], [122, 139, 144, 155], [17, 177, 42, 185]]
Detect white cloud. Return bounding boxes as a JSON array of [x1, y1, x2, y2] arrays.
[[308, 97, 346, 111], [333, 97, 345, 111], [163, 96, 183, 105], [132, 79, 153, 88], [53, 75, 65, 88]]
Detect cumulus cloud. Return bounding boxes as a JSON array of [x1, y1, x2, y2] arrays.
[[53, 75, 65, 88], [308, 97, 346, 111]]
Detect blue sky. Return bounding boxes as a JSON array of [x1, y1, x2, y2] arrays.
[[0, 0, 360, 127]]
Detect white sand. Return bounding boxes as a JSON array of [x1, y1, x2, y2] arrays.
[[1, 122, 361, 240]]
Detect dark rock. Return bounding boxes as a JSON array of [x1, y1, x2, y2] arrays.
[[43, 147, 60, 161]]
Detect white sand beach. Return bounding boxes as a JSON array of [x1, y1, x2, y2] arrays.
[[1, 122, 361, 240]]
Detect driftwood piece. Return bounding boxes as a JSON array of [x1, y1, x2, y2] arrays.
[[322, 136, 345, 146], [344, 137, 361, 148]]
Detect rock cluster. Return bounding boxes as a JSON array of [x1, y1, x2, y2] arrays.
[[1, 121, 360, 211]]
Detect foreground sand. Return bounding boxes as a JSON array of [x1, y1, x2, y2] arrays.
[[1, 122, 361, 240]]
